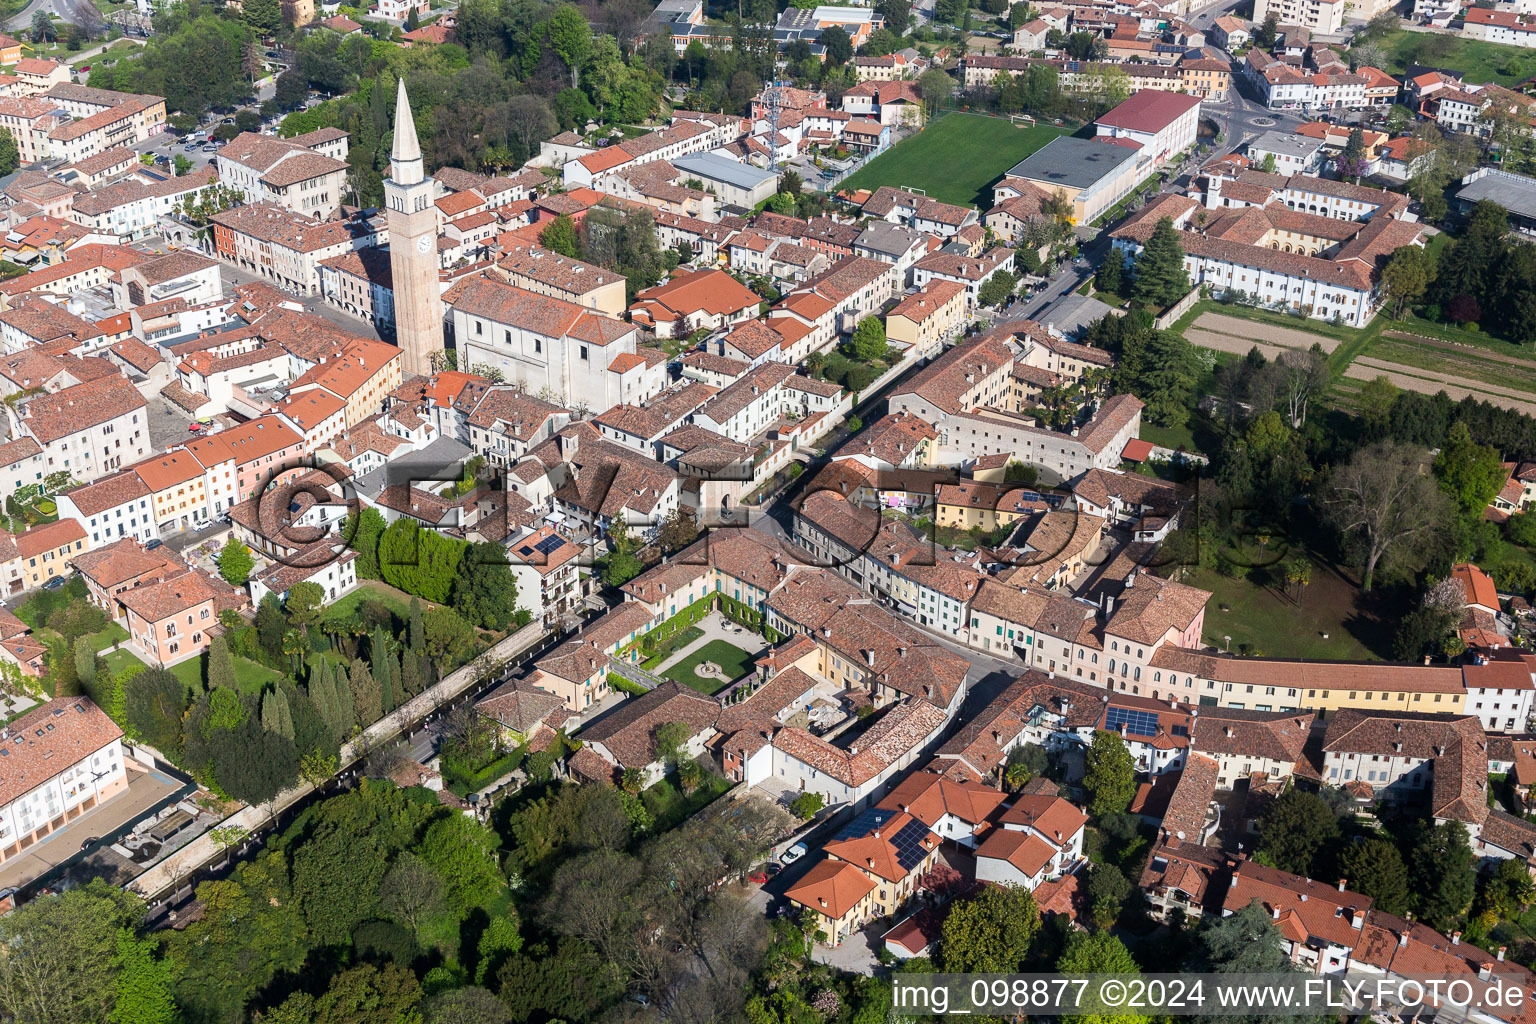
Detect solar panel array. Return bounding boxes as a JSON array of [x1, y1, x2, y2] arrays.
[[890, 817, 931, 871], [834, 807, 894, 842], [535, 534, 566, 555], [1106, 706, 1159, 738]]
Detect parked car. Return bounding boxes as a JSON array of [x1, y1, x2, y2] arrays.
[[42, 575, 66, 590], [145, 538, 164, 550], [749, 870, 770, 883], [781, 842, 808, 864], [188, 422, 202, 431]]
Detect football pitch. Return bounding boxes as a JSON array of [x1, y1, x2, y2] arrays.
[[836, 112, 1072, 209]]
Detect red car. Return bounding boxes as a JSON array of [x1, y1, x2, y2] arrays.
[[749, 871, 770, 884]]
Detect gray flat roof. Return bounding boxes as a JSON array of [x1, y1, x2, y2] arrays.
[[1457, 168, 1536, 222], [1004, 136, 1140, 192], [676, 151, 778, 191], [352, 435, 475, 500], [1035, 292, 1119, 339], [1249, 131, 1323, 160]]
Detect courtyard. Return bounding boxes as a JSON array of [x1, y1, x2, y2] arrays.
[[653, 614, 766, 695]]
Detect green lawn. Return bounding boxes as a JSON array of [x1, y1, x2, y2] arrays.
[[1176, 560, 1388, 662], [641, 767, 735, 832], [661, 639, 757, 695], [87, 622, 129, 653], [103, 647, 146, 678], [837, 113, 1070, 209], [323, 582, 416, 625], [1377, 29, 1536, 86], [171, 651, 283, 696]]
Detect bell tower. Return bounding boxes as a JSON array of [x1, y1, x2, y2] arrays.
[[385, 79, 443, 377]]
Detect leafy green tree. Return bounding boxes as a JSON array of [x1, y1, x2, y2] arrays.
[[74, 635, 97, 692], [1382, 245, 1432, 319], [207, 634, 236, 693], [243, 0, 281, 34], [1410, 820, 1476, 930], [977, 270, 1019, 308], [820, 25, 852, 64], [418, 814, 504, 915], [164, 854, 308, 1023], [214, 711, 299, 807], [790, 791, 825, 819], [602, 526, 643, 586], [1115, 321, 1201, 429], [124, 667, 188, 757], [1434, 420, 1505, 517], [939, 884, 1040, 972], [452, 542, 521, 629], [286, 581, 326, 636], [218, 540, 254, 585], [1257, 789, 1338, 876], [378, 518, 465, 603], [848, 316, 888, 362], [0, 128, 20, 175], [346, 507, 387, 578], [314, 963, 423, 1024], [1083, 729, 1136, 816], [540, 212, 581, 257], [654, 720, 693, 767], [0, 880, 144, 1024], [1131, 218, 1190, 308], [1058, 931, 1146, 1024], [409, 596, 425, 652], [1339, 838, 1409, 915], [110, 930, 177, 1024], [426, 987, 513, 1024], [918, 68, 953, 113], [1086, 862, 1132, 929], [423, 607, 477, 665], [542, 4, 592, 87]]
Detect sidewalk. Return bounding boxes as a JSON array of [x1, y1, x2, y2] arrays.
[[129, 619, 549, 900]]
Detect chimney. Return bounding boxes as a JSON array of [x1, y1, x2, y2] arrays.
[[1338, 878, 1347, 891], [1500, 947, 1508, 961], [1299, 893, 1307, 902], [1229, 875, 1238, 889], [898, 646, 907, 658], [864, 650, 874, 666], [1272, 906, 1280, 920], [1453, 932, 1461, 945], [1225, 726, 1234, 738], [1399, 931, 1409, 947], [818, 897, 827, 907], [1480, 963, 1494, 981], [867, 857, 875, 868]]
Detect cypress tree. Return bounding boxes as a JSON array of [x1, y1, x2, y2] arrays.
[[400, 651, 423, 696], [409, 597, 424, 653], [308, 660, 338, 739], [333, 664, 354, 736], [206, 635, 236, 694], [261, 687, 294, 740], [380, 653, 399, 715], [349, 658, 380, 730]]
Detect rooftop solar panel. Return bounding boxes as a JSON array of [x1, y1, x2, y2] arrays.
[[535, 534, 566, 555], [890, 817, 931, 871], [833, 807, 894, 842], [1106, 706, 1159, 738]]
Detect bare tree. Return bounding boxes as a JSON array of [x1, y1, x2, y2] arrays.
[[1321, 442, 1449, 591], [1278, 345, 1330, 428]]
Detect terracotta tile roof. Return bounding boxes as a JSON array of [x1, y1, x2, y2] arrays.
[[1139, 836, 1227, 912], [933, 670, 1103, 780], [824, 809, 939, 882], [999, 793, 1088, 843], [975, 827, 1058, 877], [116, 567, 224, 623], [771, 699, 948, 786], [13, 517, 84, 559], [580, 680, 720, 768], [877, 770, 1008, 829], [1224, 859, 1371, 948], [476, 680, 571, 733], [785, 857, 876, 919], [59, 470, 149, 517], [1192, 707, 1313, 763], [630, 268, 762, 321], [592, 380, 716, 440], [0, 697, 122, 805], [895, 335, 1014, 415]]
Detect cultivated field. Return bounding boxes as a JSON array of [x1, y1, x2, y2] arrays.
[[837, 113, 1069, 209], [1184, 311, 1344, 360]]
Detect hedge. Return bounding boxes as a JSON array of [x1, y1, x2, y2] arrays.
[[441, 747, 525, 796], [608, 672, 648, 697]]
